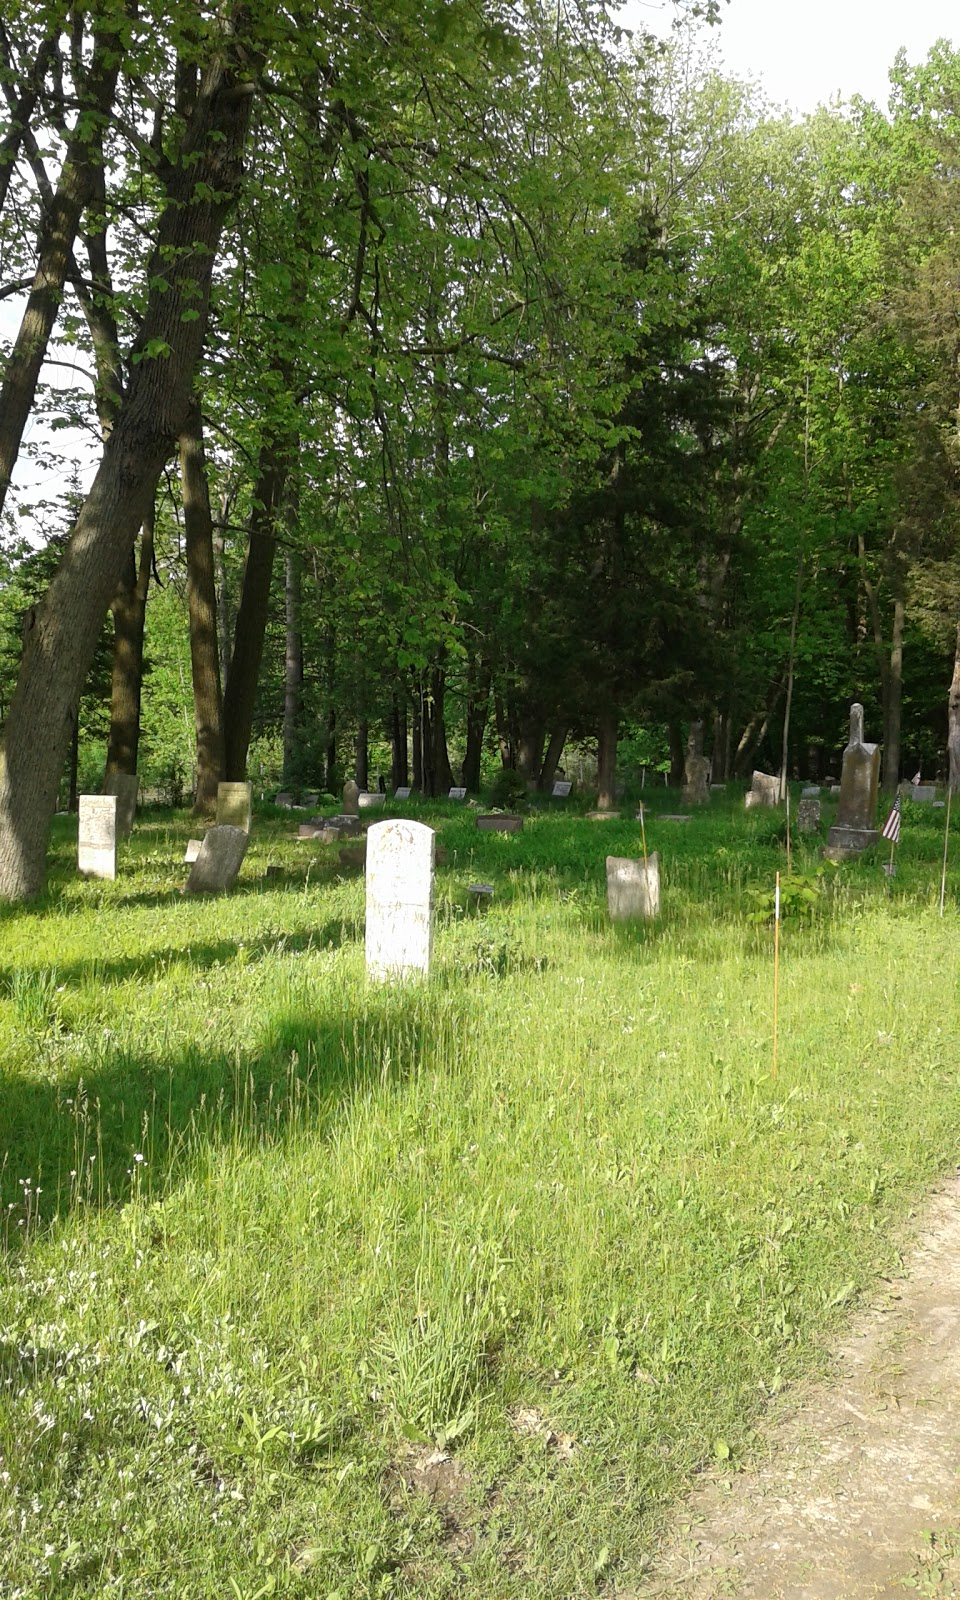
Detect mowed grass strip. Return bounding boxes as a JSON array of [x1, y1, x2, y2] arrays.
[[0, 798, 958, 1597]]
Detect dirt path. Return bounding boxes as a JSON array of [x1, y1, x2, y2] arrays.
[[634, 1174, 960, 1600]]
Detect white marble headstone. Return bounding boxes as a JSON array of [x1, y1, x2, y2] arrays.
[[365, 819, 435, 981], [79, 795, 117, 879]]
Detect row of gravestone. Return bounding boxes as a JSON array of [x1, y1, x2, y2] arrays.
[[79, 780, 256, 893]]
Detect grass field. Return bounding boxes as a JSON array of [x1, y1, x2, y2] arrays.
[[1, 791, 959, 1598]]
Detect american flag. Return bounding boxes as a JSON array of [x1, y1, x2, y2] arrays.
[[881, 793, 902, 844]]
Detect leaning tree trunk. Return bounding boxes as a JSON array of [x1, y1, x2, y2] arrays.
[[0, 37, 256, 900], [103, 500, 155, 776], [949, 621, 960, 792], [596, 707, 619, 812], [180, 402, 224, 815], [538, 724, 567, 793]]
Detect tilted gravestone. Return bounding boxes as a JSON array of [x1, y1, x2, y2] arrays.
[[342, 779, 360, 816], [216, 781, 253, 832], [551, 780, 572, 799], [102, 773, 138, 838], [365, 819, 435, 981], [183, 825, 249, 894], [78, 795, 117, 879], [606, 853, 660, 919], [797, 797, 821, 834], [358, 791, 386, 810], [448, 787, 467, 801], [745, 771, 779, 809], [476, 814, 524, 833], [394, 786, 412, 800], [825, 703, 880, 859]]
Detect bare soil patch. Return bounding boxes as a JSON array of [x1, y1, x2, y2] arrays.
[[634, 1174, 960, 1600]]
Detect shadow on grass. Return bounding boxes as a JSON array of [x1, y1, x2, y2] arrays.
[[0, 982, 468, 1243]]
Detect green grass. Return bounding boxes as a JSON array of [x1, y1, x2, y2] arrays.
[[1, 791, 959, 1597]]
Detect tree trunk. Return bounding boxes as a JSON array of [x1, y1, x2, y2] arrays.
[[494, 692, 514, 768], [390, 698, 408, 789], [463, 685, 488, 793], [517, 716, 545, 784], [282, 548, 303, 785], [323, 630, 337, 793], [0, 29, 58, 224], [597, 707, 619, 811], [412, 704, 423, 791], [883, 589, 905, 793], [421, 670, 453, 796], [0, 25, 122, 522], [355, 720, 369, 791], [779, 557, 804, 800], [215, 517, 231, 693], [0, 32, 256, 899], [538, 724, 567, 792], [67, 713, 79, 813], [104, 500, 155, 776], [180, 402, 224, 815], [949, 621, 960, 792], [221, 441, 290, 780]]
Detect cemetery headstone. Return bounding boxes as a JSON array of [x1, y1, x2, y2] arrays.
[[358, 791, 386, 810], [659, 814, 691, 822], [745, 771, 779, 809], [606, 852, 660, 920], [797, 797, 821, 834], [102, 772, 138, 838], [274, 791, 293, 808], [825, 702, 881, 859], [184, 838, 203, 862], [448, 787, 467, 801], [217, 781, 253, 832], [586, 810, 620, 821], [78, 795, 117, 880], [365, 819, 435, 981], [476, 814, 524, 833], [552, 780, 573, 799], [900, 782, 936, 803], [394, 786, 412, 800], [342, 779, 360, 816], [183, 825, 249, 894], [801, 785, 821, 797], [302, 791, 319, 808], [710, 783, 727, 792]]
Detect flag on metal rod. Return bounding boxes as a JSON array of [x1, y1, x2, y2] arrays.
[[881, 793, 902, 844]]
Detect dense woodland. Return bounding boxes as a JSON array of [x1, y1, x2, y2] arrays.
[[1, 0, 960, 897]]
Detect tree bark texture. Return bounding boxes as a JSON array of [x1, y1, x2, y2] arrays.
[[104, 499, 155, 776], [0, 24, 122, 522], [463, 685, 489, 793], [596, 708, 619, 812], [538, 725, 567, 793], [355, 720, 369, 791], [390, 698, 408, 790], [668, 722, 685, 787], [0, 37, 256, 899], [180, 402, 224, 815]]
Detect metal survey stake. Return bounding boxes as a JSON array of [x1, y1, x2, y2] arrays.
[[773, 871, 781, 1080]]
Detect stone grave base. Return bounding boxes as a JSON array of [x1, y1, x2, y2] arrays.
[[823, 825, 881, 861], [476, 814, 523, 833]]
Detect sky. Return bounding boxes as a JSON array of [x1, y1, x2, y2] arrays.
[[617, 0, 958, 114]]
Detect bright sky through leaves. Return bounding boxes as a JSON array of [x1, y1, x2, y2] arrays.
[[618, 0, 958, 113]]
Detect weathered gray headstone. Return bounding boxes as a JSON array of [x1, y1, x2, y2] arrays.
[[365, 819, 435, 981], [342, 780, 360, 815], [78, 795, 117, 879], [797, 797, 821, 834], [934, 801, 947, 809], [552, 780, 573, 798], [394, 786, 412, 800], [710, 783, 727, 792], [801, 785, 821, 797], [448, 787, 467, 801], [659, 814, 691, 822], [183, 825, 249, 894], [825, 703, 881, 859], [606, 852, 660, 920], [302, 791, 319, 808], [900, 782, 936, 803], [274, 791, 294, 808], [745, 771, 779, 809], [476, 814, 524, 833], [358, 791, 386, 810], [184, 837, 203, 862], [102, 773, 138, 838], [217, 781, 253, 832]]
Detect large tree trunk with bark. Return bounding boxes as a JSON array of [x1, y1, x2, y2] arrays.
[[0, 38, 256, 900], [883, 590, 905, 793], [517, 716, 545, 785], [180, 403, 224, 814], [421, 670, 453, 796], [221, 441, 290, 780], [949, 621, 960, 792], [668, 721, 685, 787], [390, 698, 408, 790], [463, 684, 489, 793], [104, 501, 155, 776], [411, 705, 423, 791], [538, 724, 567, 793], [596, 707, 619, 812], [355, 720, 369, 791]]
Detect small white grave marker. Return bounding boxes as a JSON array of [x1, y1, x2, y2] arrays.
[[78, 795, 117, 879], [448, 787, 467, 801], [365, 820, 435, 981], [552, 780, 572, 798], [394, 786, 412, 800]]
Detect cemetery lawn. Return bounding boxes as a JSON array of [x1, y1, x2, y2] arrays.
[[1, 794, 959, 1599]]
